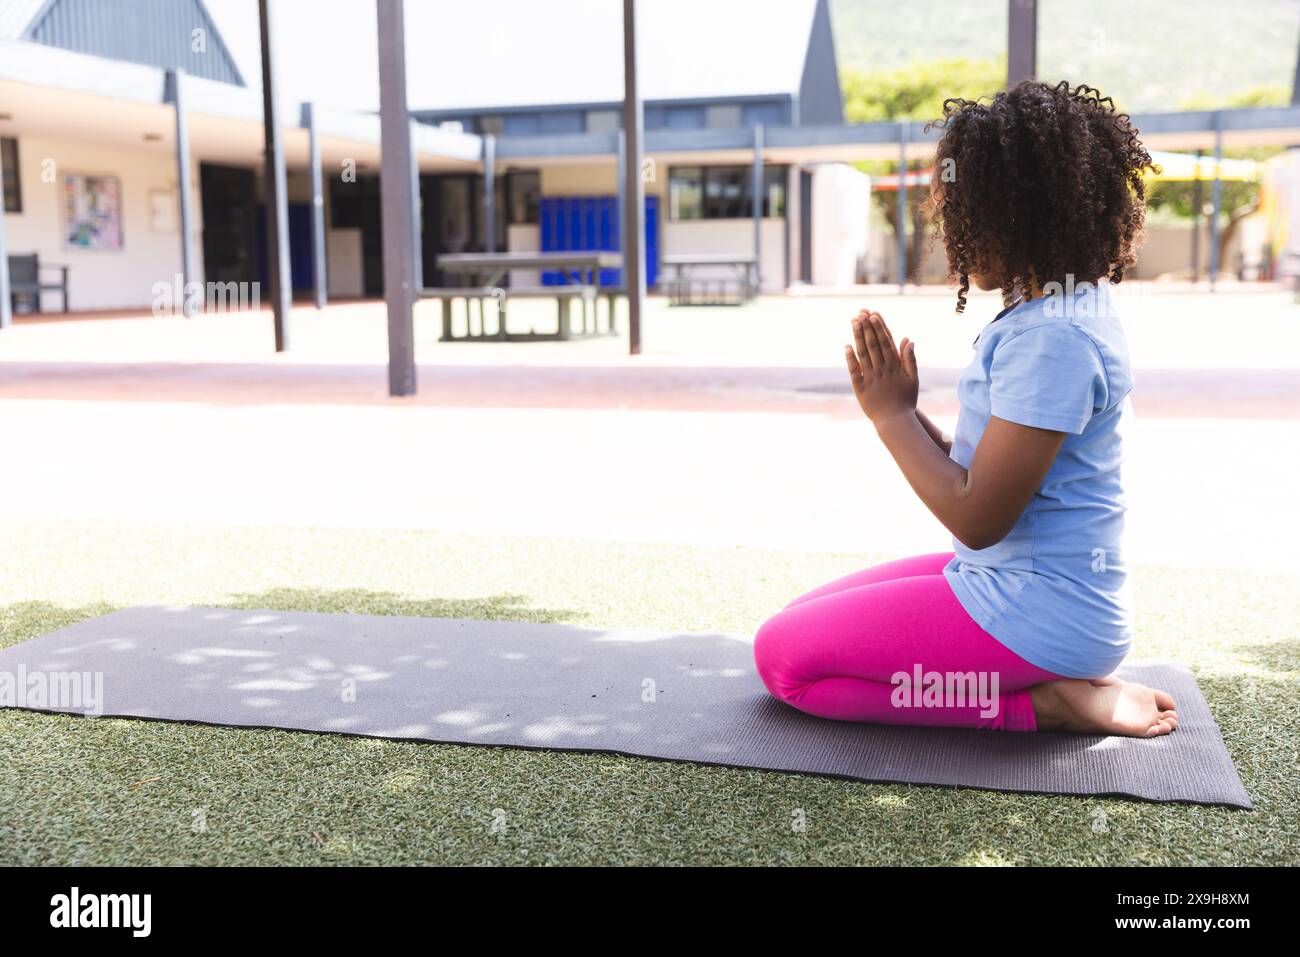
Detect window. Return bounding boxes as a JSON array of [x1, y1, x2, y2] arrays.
[[668, 166, 704, 220], [2, 137, 20, 213], [705, 167, 748, 218], [586, 109, 620, 133], [705, 105, 742, 129], [507, 170, 540, 225], [668, 165, 787, 220], [760, 166, 786, 218]]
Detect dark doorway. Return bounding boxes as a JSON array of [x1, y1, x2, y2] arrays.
[[200, 163, 258, 286], [421, 173, 508, 288], [357, 175, 384, 297], [330, 173, 384, 297], [799, 169, 813, 283]]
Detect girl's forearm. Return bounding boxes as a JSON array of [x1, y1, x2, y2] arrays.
[[846, 311, 1064, 553], [873, 411, 989, 548], [915, 409, 952, 454]]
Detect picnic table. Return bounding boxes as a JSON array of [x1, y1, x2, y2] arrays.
[[661, 254, 758, 306], [427, 251, 623, 341]]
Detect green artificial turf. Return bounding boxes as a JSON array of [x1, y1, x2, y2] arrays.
[[0, 518, 1295, 866]]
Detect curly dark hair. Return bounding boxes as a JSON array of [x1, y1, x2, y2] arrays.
[[925, 81, 1157, 313]]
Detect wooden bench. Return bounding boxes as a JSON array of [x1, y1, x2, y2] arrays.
[[423, 285, 620, 341], [432, 251, 623, 342], [504, 283, 616, 340], [661, 255, 758, 306], [420, 287, 504, 341], [8, 254, 70, 313]]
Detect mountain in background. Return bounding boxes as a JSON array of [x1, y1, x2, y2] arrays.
[[830, 0, 1300, 111]]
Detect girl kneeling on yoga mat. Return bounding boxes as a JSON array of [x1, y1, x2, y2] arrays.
[[754, 81, 1177, 737]]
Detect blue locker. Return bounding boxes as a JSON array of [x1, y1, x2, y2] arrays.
[[539, 195, 659, 288]]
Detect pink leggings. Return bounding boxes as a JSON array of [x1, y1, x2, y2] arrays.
[[753, 553, 1065, 732]]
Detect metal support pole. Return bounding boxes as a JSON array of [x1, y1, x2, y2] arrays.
[[615, 129, 627, 327], [616, 128, 627, 258], [304, 102, 327, 309], [1007, 0, 1037, 87], [258, 0, 291, 350], [482, 133, 496, 254], [409, 118, 423, 290], [621, 0, 646, 355], [1190, 150, 1202, 282], [0, 129, 12, 328], [897, 120, 908, 291], [1292, 22, 1300, 105], [1209, 111, 1223, 288], [752, 123, 763, 294], [377, 0, 418, 396], [166, 69, 197, 316]]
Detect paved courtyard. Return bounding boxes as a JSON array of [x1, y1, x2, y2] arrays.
[[1, 287, 1296, 571]]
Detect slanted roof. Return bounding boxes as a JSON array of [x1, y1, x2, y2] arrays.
[[0, 0, 842, 123], [17, 0, 244, 85], [404, 0, 821, 110], [201, 0, 831, 114]]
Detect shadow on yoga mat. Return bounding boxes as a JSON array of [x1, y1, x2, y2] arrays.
[[0, 606, 1252, 809]]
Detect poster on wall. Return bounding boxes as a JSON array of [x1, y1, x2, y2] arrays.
[[63, 173, 123, 250]]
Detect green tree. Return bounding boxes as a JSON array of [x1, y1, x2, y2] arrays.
[[1145, 85, 1286, 276], [841, 57, 1004, 282], [842, 57, 1006, 124]]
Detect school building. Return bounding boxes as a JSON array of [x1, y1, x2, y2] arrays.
[[2, 0, 1300, 320], [0, 0, 878, 317]]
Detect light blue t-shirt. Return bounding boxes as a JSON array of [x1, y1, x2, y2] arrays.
[[943, 282, 1134, 678]]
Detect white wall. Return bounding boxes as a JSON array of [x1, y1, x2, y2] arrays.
[[315, 173, 362, 299], [506, 223, 541, 287], [868, 218, 1245, 285], [1131, 223, 1241, 280], [660, 218, 786, 293], [810, 163, 870, 287], [5, 133, 198, 312]]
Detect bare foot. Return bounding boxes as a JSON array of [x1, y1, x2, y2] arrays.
[[1030, 675, 1179, 737]]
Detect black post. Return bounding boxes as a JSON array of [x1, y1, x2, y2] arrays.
[[896, 120, 908, 291], [621, 0, 646, 355], [1190, 150, 1202, 282], [409, 118, 423, 291], [377, 0, 418, 396], [1007, 0, 1037, 87], [1209, 111, 1223, 289], [752, 124, 763, 293], [483, 134, 496, 254], [1292, 22, 1300, 105], [167, 69, 197, 316], [304, 102, 328, 309], [616, 128, 627, 263], [258, 0, 291, 350], [0, 126, 12, 329]]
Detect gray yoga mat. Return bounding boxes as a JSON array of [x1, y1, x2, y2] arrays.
[[0, 606, 1252, 808]]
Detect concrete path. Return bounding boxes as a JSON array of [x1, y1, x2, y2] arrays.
[[1, 292, 1296, 571]]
